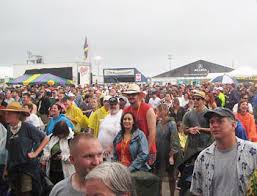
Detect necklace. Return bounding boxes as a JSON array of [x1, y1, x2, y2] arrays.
[[131, 102, 141, 120]]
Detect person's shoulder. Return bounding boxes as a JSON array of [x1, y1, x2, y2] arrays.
[[134, 128, 146, 138], [123, 106, 131, 113], [196, 143, 215, 161], [50, 177, 71, 196], [183, 109, 193, 118], [22, 121, 37, 130], [141, 102, 151, 108], [239, 138, 257, 149], [167, 119, 177, 127]]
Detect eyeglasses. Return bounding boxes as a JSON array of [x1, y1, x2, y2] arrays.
[[192, 97, 202, 101]]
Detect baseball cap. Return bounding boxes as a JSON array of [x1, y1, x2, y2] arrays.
[[109, 97, 119, 105], [192, 90, 206, 99], [204, 107, 235, 121]]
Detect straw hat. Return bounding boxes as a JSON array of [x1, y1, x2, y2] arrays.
[[123, 84, 142, 94], [0, 102, 30, 116]]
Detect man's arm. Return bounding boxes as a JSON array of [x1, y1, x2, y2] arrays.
[[146, 107, 156, 152], [28, 136, 49, 159]]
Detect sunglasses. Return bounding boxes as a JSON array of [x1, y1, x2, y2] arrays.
[[127, 93, 138, 97], [192, 97, 202, 101]]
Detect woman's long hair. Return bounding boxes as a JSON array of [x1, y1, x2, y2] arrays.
[[120, 112, 138, 136], [237, 100, 248, 113]]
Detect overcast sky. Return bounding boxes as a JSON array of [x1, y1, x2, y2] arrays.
[[0, 0, 256, 77]]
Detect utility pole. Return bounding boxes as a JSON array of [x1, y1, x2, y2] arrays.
[[168, 54, 172, 71]]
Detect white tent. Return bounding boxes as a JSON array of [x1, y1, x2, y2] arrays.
[[228, 66, 257, 77]]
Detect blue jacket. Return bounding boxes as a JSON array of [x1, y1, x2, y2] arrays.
[[46, 114, 74, 135], [113, 128, 150, 172], [235, 120, 248, 140]]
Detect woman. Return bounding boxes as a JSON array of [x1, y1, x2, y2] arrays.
[[42, 121, 75, 184], [162, 93, 173, 108], [205, 92, 217, 110], [46, 102, 74, 135], [236, 100, 257, 142], [169, 98, 186, 127], [156, 104, 183, 196], [1, 102, 49, 196], [113, 112, 150, 172]]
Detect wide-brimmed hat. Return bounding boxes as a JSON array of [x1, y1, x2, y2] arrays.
[[0, 102, 30, 116], [123, 84, 142, 95]]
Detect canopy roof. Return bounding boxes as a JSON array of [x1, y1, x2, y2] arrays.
[[8, 73, 73, 85], [228, 66, 257, 78], [153, 60, 234, 78]]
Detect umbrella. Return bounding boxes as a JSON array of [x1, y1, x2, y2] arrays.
[[210, 74, 238, 84]]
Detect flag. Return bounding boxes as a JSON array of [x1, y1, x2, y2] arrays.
[[83, 36, 88, 60], [27, 50, 32, 58]]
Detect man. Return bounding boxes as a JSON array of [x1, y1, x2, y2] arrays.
[[118, 96, 128, 110], [190, 107, 257, 196], [4, 90, 14, 105], [85, 162, 133, 196], [62, 96, 89, 133], [182, 90, 212, 162], [216, 87, 226, 107], [148, 90, 161, 109], [123, 83, 156, 165], [1, 102, 49, 196], [22, 93, 37, 114], [38, 90, 52, 124], [225, 84, 240, 110], [98, 97, 122, 161], [50, 133, 104, 196], [88, 96, 110, 137], [79, 93, 93, 118]]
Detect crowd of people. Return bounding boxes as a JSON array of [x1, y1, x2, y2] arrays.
[[0, 81, 257, 196]]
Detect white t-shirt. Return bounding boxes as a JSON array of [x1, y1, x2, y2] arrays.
[[98, 110, 122, 150], [178, 96, 188, 107], [232, 103, 253, 113], [25, 113, 41, 128]]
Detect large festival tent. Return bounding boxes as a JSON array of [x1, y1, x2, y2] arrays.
[[228, 66, 257, 81], [8, 73, 73, 85], [152, 60, 234, 84]]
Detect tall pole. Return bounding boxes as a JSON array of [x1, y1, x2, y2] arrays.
[[168, 54, 172, 71]]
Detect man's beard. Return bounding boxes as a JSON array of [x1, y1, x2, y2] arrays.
[[110, 108, 119, 115]]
